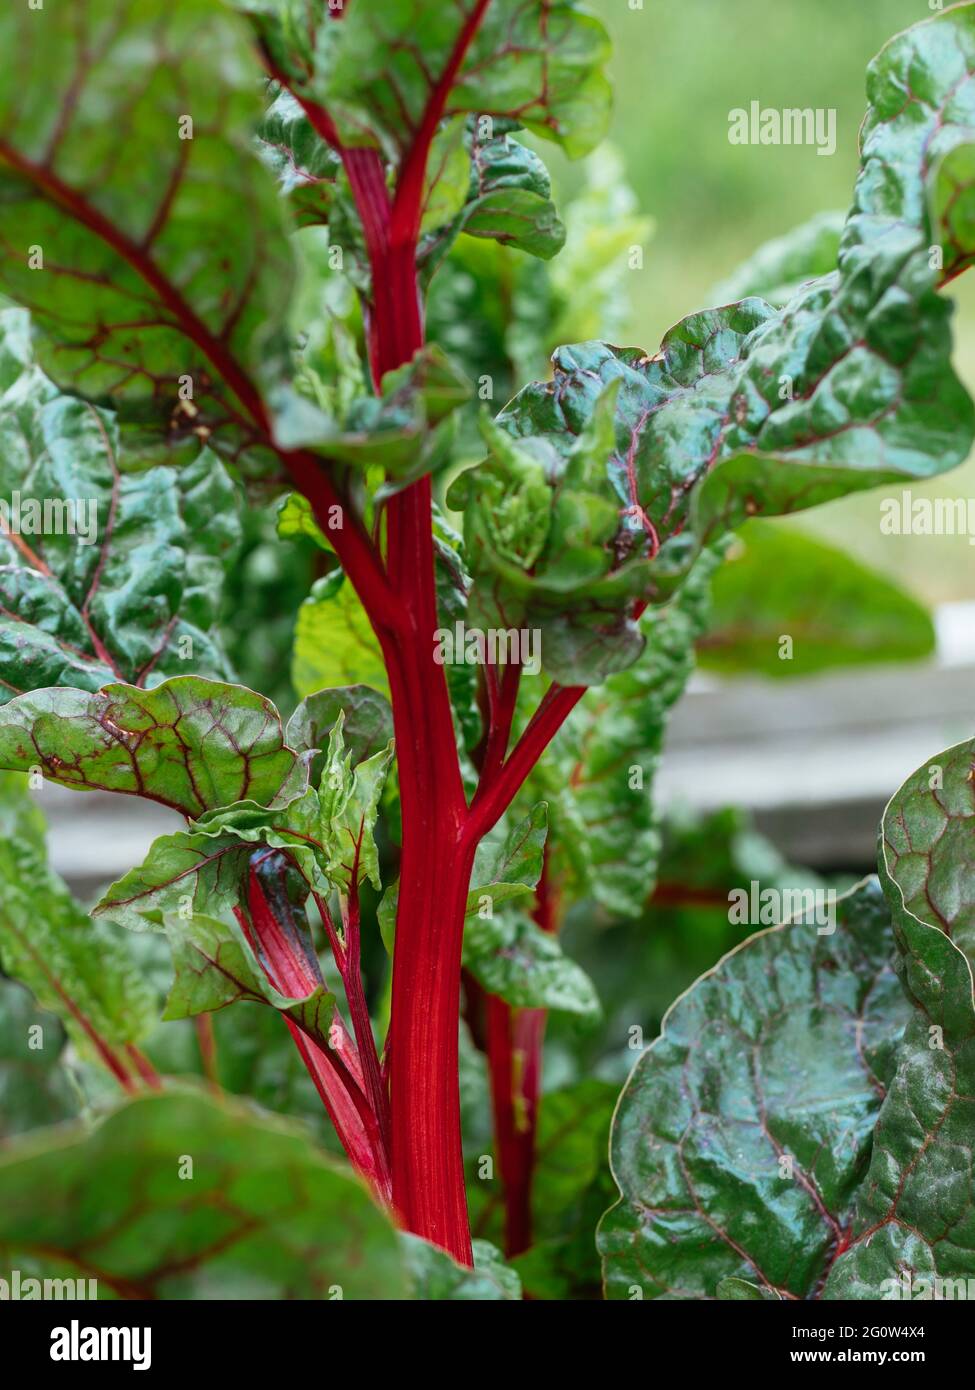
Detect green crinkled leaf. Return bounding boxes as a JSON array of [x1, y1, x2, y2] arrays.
[[0, 0, 295, 442], [256, 87, 342, 229], [698, 521, 935, 680], [271, 343, 471, 488], [710, 211, 845, 309], [823, 735, 975, 1298], [292, 571, 389, 701], [0, 774, 156, 1056], [0, 310, 241, 697], [457, 5, 975, 684], [0, 978, 78, 1142], [0, 1089, 409, 1299], [460, 131, 565, 258], [598, 879, 913, 1300], [866, 9, 975, 284], [286, 684, 393, 786], [464, 908, 600, 1018], [402, 1235, 521, 1300], [422, 123, 566, 273], [317, 711, 393, 895], [0, 677, 303, 817], [468, 802, 548, 916]]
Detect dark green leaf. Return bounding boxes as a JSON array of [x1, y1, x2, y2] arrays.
[[598, 879, 912, 1300], [823, 735, 975, 1297]]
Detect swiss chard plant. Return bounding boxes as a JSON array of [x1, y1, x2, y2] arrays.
[[0, 0, 974, 1300]]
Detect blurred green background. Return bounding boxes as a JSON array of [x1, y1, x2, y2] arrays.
[[551, 0, 975, 604]]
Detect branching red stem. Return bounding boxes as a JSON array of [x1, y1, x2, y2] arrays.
[[466, 684, 587, 846]]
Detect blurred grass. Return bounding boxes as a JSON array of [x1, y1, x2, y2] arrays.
[[550, 0, 975, 603]]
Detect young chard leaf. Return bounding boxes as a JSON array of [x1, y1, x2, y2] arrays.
[[464, 909, 600, 1019], [286, 684, 393, 784], [317, 711, 394, 895], [458, 4, 975, 684], [162, 911, 336, 1056], [256, 87, 343, 229]]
